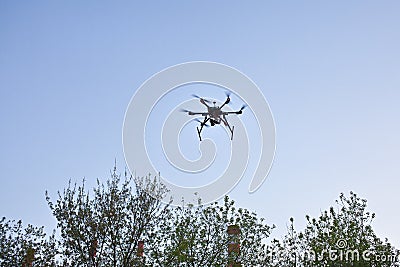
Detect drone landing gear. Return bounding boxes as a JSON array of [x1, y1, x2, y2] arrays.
[[195, 116, 235, 141], [196, 117, 210, 141], [222, 115, 234, 140], [197, 125, 234, 141], [197, 126, 202, 141]]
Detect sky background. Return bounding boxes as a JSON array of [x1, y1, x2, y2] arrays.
[[1, 1, 399, 247]]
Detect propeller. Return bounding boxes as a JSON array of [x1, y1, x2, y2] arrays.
[[240, 104, 248, 111], [191, 94, 211, 103], [224, 91, 232, 105], [194, 118, 210, 127], [179, 108, 190, 113]]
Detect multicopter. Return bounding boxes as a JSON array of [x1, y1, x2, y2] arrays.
[[180, 93, 247, 141]]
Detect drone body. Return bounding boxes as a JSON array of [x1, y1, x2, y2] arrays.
[[181, 94, 246, 141]]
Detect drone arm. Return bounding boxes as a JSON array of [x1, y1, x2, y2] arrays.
[[222, 110, 242, 115], [186, 112, 208, 116], [200, 98, 210, 108], [219, 96, 231, 109]]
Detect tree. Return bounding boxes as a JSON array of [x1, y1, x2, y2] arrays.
[[46, 165, 274, 267], [43, 165, 399, 266], [0, 217, 58, 266], [146, 196, 274, 267], [265, 192, 400, 267], [45, 166, 169, 267], [4, 165, 399, 267]]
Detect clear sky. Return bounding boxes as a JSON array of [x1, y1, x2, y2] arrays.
[[1, 1, 399, 247]]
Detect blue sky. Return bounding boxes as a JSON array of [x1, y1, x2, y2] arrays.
[[1, 1, 399, 247]]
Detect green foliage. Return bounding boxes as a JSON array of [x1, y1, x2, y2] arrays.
[[265, 192, 399, 267], [45, 167, 274, 266], [0, 217, 58, 266], [146, 195, 274, 266], [45, 167, 169, 267], [2, 164, 399, 267]]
